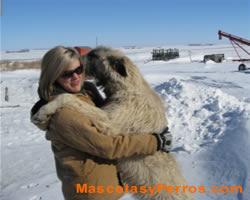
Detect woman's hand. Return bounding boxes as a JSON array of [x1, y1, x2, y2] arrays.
[[153, 127, 172, 153]]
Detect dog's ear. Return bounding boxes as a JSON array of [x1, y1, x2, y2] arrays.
[[107, 56, 127, 77]]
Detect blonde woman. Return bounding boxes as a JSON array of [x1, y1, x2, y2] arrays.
[[31, 46, 171, 200]]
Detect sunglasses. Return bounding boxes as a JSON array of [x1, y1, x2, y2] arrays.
[[61, 65, 84, 78]]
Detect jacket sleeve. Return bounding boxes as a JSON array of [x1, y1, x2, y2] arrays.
[[49, 107, 158, 160]]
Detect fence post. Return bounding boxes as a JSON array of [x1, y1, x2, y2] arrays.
[[5, 87, 9, 102]]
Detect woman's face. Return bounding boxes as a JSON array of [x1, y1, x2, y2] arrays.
[[56, 59, 85, 93]]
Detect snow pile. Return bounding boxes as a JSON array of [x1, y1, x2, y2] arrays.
[[154, 78, 250, 200], [205, 60, 216, 64], [155, 77, 248, 153]]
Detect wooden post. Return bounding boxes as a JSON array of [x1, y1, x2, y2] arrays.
[[5, 87, 9, 102]]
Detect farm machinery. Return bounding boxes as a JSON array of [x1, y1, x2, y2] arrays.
[[152, 48, 179, 61], [218, 30, 250, 71]]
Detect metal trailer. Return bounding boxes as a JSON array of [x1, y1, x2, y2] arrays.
[[203, 54, 225, 63], [152, 48, 179, 61], [218, 30, 250, 71]]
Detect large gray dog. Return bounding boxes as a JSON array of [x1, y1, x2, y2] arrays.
[[34, 47, 194, 200], [83, 47, 194, 200]]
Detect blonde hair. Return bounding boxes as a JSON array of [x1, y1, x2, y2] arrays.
[[38, 46, 80, 101]]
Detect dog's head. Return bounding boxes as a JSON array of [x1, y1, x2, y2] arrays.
[[82, 46, 143, 95]]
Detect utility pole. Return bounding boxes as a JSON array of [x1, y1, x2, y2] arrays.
[[96, 36, 98, 47], [188, 50, 192, 63]]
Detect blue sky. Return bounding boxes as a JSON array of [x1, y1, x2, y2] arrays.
[[1, 0, 250, 50]]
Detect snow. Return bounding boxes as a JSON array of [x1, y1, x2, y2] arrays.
[[1, 49, 47, 61], [1, 44, 250, 200]]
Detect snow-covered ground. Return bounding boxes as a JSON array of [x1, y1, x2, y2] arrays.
[[1, 44, 250, 200], [1, 49, 48, 61]]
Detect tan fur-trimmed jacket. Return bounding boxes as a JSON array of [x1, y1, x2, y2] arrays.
[[31, 93, 158, 200]]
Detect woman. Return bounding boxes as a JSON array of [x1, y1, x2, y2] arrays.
[[31, 46, 171, 200]]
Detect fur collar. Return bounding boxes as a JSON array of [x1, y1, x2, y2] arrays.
[[30, 94, 80, 131], [30, 93, 110, 133]]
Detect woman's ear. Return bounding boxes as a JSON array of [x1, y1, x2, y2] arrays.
[[107, 56, 127, 77]]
